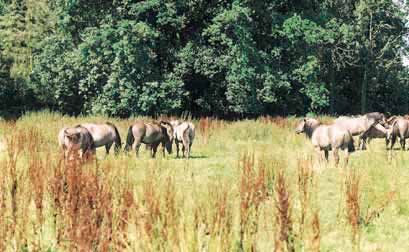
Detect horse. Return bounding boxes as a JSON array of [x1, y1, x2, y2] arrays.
[[77, 122, 121, 155], [124, 121, 174, 158], [360, 123, 391, 148], [295, 118, 355, 166], [333, 115, 380, 150], [58, 126, 96, 160], [171, 120, 195, 158], [386, 117, 409, 150], [364, 112, 386, 125]]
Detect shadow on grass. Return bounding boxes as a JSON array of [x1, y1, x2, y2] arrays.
[[175, 155, 208, 159]]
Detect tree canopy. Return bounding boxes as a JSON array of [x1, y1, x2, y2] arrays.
[[1, 0, 408, 118]]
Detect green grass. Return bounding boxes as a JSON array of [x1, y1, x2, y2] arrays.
[[0, 111, 408, 251]]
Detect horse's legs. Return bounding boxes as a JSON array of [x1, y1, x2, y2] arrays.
[[105, 143, 113, 155], [324, 150, 329, 162], [133, 141, 141, 158], [314, 147, 323, 164], [391, 135, 397, 150], [176, 141, 180, 158], [357, 136, 362, 150], [333, 148, 339, 166], [400, 137, 406, 150], [182, 145, 186, 158], [182, 137, 190, 159], [359, 135, 367, 150], [151, 143, 160, 158], [161, 142, 166, 157], [344, 148, 349, 166]]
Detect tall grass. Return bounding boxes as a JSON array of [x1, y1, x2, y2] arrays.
[[0, 111, 406, 251]]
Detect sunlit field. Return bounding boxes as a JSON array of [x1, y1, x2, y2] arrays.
[[0, 111, 408, 252]]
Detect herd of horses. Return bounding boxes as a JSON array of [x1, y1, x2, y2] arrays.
[[5, 112, 407, 165], [295, 112, 409, 165], [58, 120, 195, 160]]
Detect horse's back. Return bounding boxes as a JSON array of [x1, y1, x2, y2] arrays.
[[134, 122, 162, 144], [175, 122, 195, 143], [334, 116, 368, 135], [80, 123, 116, 147], [312, 124, 352, 150]]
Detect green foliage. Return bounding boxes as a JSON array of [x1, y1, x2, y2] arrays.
[[0, 0, 408, 116]]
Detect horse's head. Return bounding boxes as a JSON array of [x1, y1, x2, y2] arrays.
[[160, 121, 174, 154], [295, 119, 306, 134]]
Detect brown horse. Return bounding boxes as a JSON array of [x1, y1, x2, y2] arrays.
[[58, 126, 96, 159], [77, 122, 121, 154], [171, 120, 195, 158], [124, 121, 174, 158], [296, 118, 355, 165]]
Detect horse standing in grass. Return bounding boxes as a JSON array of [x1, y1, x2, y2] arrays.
[[296, 118, 355, 165], [171, 120, 195, 158], [77, 122, 122, 155], [334, 114, 380, 150], [58, 126, 96, 160], [124, 121, 174, 158], [386, 117, 409, 150], [360, 123, 391, 148], [364, 112, 386, 125]]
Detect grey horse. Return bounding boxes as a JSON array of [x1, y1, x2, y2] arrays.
[[77, 122, 121, 154], [58, 126, 96, 160], [360, 123, 391, 148], [386, 117, 409, 150], [364, 112, 386, 125], [333, 115, 380, 150], [170, 120, 195, 158], [124, 121, 174, 158], [296, 118, 355, 165]]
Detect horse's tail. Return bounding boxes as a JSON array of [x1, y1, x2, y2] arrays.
[[182, 124, 192, 157], [347, 130, 355, 153], [84, 130, 96, 158], [124, 125, 134, 152], [107, 122, 122, 154]]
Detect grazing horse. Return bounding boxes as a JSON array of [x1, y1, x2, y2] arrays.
[[124, 121, 174, 158], [171, 120, 195, 158], [334, 115, 379, 150], [360, 123, 391, 147], [386, 117, 409, 150], [77, 122, 121, 154], [58, 126, 96, 159], [296, 118, 355, 165]]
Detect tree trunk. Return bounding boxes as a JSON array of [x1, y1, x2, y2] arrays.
[[329, 67, 336, 115], [361, 67, 368, 114]]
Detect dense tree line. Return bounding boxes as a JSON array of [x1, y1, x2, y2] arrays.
[[0, 0, 408, 118]]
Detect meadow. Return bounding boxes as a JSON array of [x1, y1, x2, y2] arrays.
[[0, 111, 408, 252]]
